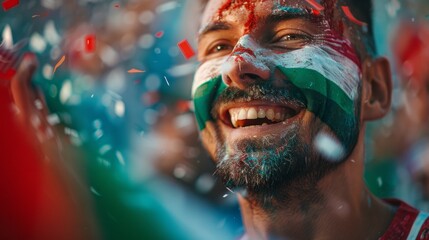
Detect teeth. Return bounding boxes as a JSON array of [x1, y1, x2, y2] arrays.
[[257, 109, 266, 118], [266, 109, 275, 120], [247, 108, 257, 119], [238, 108, 247, 120], [229, 109, 237, 128], [228, 107, 294, 128]]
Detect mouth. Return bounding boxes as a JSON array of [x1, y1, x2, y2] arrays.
[[219, 102, 302, 128]]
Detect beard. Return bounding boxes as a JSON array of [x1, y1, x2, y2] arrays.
[[214, 123, 343, 196], [210, 83, 360, 198]]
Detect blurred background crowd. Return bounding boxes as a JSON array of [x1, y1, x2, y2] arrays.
[[0, 0, 428, 239]]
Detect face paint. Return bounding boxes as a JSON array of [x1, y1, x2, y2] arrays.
[[193, 0, 363, 190], [193, 56, 228, 131], [193, 33, 361, 151], [216, 0, 258, 34]]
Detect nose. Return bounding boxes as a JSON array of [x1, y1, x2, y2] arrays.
[[221, 36, 270, 89]]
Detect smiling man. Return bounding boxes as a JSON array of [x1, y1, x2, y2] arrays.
[[192, 0, 429, 239]]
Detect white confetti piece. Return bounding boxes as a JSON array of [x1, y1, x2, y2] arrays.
[[29, 33, 47, 53], [314, 133, 345, 162]]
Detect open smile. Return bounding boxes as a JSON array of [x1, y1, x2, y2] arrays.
[[218, 101, 303, 129]]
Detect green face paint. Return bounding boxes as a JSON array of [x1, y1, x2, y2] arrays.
[[193, 76, 227, 131], [193, 40, 362, 161]]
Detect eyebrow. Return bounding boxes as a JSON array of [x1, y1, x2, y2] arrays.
[[197, 7, 320, 42], [265, 8, 319, 25], [198, 22, 232, 42]]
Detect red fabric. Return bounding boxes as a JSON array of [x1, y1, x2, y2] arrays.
[[0, 66, 90, 239], [380, 199, 429, 240]]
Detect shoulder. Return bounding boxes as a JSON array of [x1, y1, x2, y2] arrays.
[[380, 199, 429, 240]]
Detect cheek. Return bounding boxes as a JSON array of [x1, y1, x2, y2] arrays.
[[273, 45, 361, 150], [192, 57, 227, 96], [200, 122, 219, 160]]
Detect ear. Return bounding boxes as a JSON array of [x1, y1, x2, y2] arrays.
[[361, 57, 392, 121]]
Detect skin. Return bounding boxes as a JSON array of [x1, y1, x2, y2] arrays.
[[194, 0, 394, 239]]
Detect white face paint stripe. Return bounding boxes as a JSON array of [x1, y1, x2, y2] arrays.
[[193, 36, 360, 101], [271, 45, 360, 100], [192, 56, 227, 96]]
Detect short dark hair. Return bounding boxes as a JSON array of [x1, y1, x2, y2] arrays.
[[345, 0, 376, 57]]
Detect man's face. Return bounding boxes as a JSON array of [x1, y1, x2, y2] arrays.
[[192, 0, 363, 192]]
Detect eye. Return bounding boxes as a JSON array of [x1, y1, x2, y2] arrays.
[[271, 31, 312, 50], [204, 41, 234, 58]]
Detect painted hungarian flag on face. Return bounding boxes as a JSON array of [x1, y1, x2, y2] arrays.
[[192, 44, 361, 152]]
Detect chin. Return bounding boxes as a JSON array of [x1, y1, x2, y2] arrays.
[[210, 119, 357, 193]]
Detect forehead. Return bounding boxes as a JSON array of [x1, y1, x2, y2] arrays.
[[200, 0, 338, 29]]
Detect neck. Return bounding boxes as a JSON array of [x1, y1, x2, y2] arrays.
[[238, 130, 395, 240]]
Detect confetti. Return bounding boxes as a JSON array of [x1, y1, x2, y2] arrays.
[[114, 3, 119, 8], [90, 187, 101, 196], [377, 177, 383, 187], [314, 133, 345, 162], [2, 0, 19, 11], [85, 34, 96, 52], [31, 11, 49, 18], [164, 76, 170, 86], [305, 0, 324, 11], [155, 31, 164, 38], [311, 9, 321, 16], [53, 55, 65, 74], [341, 6, 367, 26], [177, 39, 195, 59], [127, 68, 145, 73], [156, 1, 180, 13]]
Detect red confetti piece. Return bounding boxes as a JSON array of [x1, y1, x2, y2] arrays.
[[341, 6, 367, 26], [85, 35, 96, 52], [114, 3, 119, 8], [177, 39, 195, 60], [127, 68, 145, 74], [2, 0, 19, 11], [305, 0, 324, 11], [311, 9, 321, 16], [155, 31, 164, 38], [53, 55, 66, 74]]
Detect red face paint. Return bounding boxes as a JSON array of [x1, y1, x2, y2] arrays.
[[231, 46, 256, 58], [216, 0, 258, 34], [319, 30, 362, 69]]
